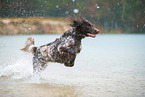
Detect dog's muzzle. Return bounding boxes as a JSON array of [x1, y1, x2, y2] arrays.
[[95, 28, 99, 34]]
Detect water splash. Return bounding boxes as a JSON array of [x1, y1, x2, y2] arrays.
[[0, 57, 33, 79]]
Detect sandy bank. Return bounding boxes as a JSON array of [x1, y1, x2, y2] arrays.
[[0, 17, 70, 35]]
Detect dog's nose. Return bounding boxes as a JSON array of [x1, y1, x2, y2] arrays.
[[95, 28, 99, 34]]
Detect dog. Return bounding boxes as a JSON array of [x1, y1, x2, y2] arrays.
[[21, 16, 99, 72]]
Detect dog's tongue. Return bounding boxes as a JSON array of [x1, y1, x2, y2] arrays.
[[87, 33, 96, 37]]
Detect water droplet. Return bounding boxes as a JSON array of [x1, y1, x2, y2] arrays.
[[65, 11, 69, 14], [97, 6, 100, 9], [73, 9, 79, 13], [72, 0, 75, 2], [96, 4, 100, 9], [56, 5, 59, 8]]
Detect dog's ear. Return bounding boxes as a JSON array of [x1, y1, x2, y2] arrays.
[[73, 20, 82, 27], [70, 19, 82, 27], [79, 15, 88, 22], [69, 15, 82, 27]]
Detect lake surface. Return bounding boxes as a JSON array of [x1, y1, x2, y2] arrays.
[[0, 34, 145, 97]]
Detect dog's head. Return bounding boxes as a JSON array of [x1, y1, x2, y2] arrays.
[[70, 16, 99, 38]]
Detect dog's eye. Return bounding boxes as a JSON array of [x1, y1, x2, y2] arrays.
[[87, 25, 91, 28], [89, 24, 93, 27]]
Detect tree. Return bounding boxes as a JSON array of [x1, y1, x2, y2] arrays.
[[0, 0, 144, 33], [121, 0, 145, 33]]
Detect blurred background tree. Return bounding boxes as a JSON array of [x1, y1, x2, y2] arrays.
[[0, 0, 144, 33]]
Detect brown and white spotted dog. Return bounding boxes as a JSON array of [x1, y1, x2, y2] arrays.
[[21, 16, 99, 72]]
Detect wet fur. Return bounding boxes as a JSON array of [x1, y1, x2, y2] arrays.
[[21, 16, 99, 72]]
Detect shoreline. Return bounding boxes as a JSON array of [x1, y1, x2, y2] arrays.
[[1, 17, 141, 35]]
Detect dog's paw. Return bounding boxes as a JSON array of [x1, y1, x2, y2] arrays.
[[64, 62, 74, 67]]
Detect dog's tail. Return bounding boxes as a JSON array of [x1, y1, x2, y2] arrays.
[[21, 37, 37, 54]]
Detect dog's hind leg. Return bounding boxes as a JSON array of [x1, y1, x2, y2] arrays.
[[33, 57, 47, 73]]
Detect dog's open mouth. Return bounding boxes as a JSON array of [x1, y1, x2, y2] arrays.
[[87, 33, 96, 37]]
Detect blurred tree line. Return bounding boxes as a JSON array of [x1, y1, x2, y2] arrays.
[[0, 0, 144, 33]]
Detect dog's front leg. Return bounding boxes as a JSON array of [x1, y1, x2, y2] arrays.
[[58, 46, 76, 67], [59, 47, 76, 55], [64, 54, 76, 67]]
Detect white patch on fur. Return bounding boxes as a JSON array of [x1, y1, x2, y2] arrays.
[[21, 37, 35, 53]]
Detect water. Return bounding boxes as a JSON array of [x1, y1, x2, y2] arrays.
[[0, 34, 145, 97]]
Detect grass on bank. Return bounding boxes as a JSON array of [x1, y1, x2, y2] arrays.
[[0, 17, 70, 35]]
